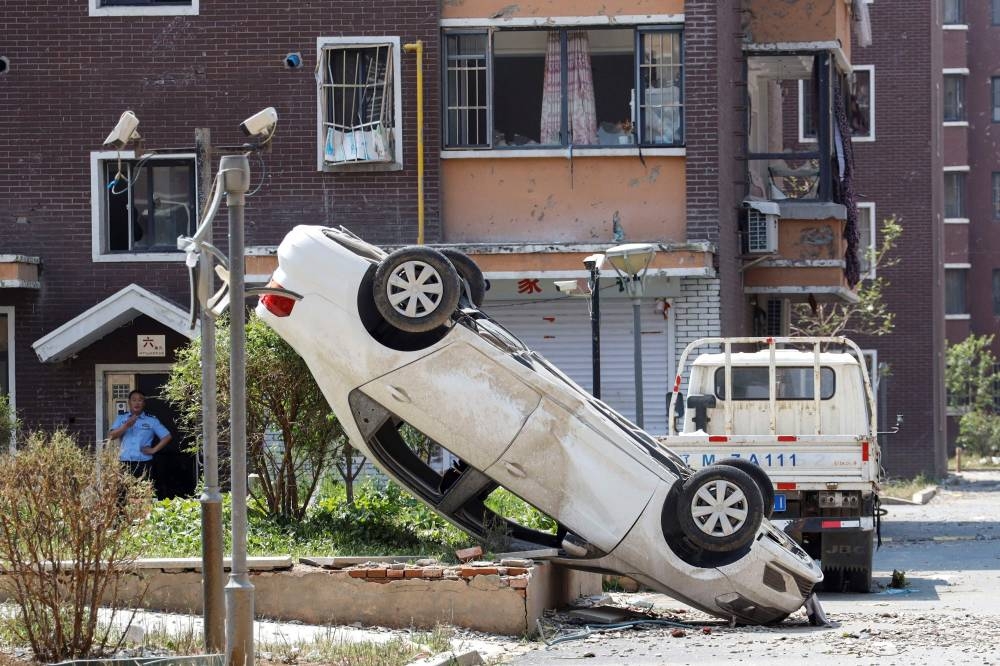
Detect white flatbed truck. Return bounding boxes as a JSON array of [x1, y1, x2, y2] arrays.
[[660, 336, 883, 592]]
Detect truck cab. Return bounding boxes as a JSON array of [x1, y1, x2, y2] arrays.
[[662, 337, 882, 593]]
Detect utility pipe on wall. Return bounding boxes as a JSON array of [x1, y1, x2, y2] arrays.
[[404, 40, 425, 245]]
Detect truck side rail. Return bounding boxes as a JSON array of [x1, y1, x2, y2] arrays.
[[667, 336, 878, 438]]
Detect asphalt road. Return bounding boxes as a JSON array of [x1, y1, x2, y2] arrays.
[[498, 471, 1000, 665]]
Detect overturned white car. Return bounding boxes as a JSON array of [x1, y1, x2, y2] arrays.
[[256, 225, 824, 625]]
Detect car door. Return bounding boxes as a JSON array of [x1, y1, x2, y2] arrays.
[[484, 396, 661, 553], [359, 341, 542, 471]]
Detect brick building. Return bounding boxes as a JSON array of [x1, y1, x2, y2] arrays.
[[1, 1, 918, 491]]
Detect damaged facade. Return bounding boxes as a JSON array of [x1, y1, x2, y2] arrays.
[[0, 0, 943, 484]]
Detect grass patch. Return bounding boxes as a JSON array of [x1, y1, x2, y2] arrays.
[[881, 474, 938, 500], [948, 455, 1000, 471]]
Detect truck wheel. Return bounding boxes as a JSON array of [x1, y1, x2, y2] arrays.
[[374, 247, 461, 333], [713, 459, 776, 519], [676, 466, 764, 552]]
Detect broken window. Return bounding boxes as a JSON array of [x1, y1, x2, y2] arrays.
[[102, 158, 195, 254], [748, 53, 833, 201], [442, 26, 682, 149], [800, 65, 873, 141], [319, 39, 399, 169]]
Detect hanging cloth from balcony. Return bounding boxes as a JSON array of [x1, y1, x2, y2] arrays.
[[540, 31, 598, 146], [834, 77, 861, 288]]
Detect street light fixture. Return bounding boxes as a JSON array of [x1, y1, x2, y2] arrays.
[[605, 243, 656, 428]]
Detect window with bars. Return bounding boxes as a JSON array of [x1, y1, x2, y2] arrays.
[[101, 158, 195, 254], [944, 74, 966, 122], [318, 38, 401, 170], [89, 0, 196, 15], [442, 26, 683, 150]]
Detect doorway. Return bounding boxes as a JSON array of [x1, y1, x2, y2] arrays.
[[100, 367, 197, 499]]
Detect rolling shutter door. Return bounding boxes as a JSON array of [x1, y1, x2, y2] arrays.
[[484, 298, 670, 434]]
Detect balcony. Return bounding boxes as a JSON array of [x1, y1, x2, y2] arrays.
[[0, 255, 40, 289], [743, 0, 855, 60], [741, 201, 856, 303]]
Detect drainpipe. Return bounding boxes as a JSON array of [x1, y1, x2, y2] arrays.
[[404, 40, 424, 245]]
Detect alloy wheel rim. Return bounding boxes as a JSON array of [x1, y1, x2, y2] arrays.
[[386, 260, 444, 318], [690, 479, 749, 537]]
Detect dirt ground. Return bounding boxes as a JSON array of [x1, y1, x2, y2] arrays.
[[484, 471, 1000, 665]]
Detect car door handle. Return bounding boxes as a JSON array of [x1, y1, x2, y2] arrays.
[[387, 385, 411, 403], [503, 461, 526, 478]]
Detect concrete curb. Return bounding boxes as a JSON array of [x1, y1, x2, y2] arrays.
[[880, 486, 938, 506]]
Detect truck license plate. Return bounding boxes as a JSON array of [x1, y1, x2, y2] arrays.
[[773, 494, 787, 513]]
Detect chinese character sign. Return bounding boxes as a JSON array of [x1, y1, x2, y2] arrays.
[[137, 335, 166, 357], [517, 278, 543, 294]]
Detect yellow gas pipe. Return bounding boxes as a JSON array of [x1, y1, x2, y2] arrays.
[[404, 40, 425, 245]]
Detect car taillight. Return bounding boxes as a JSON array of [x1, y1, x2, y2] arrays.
[[260, 280, 295, 317]]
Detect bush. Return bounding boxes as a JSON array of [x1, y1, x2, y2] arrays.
[[956, 410, 1000, 458], [0, 431, 153, 661]]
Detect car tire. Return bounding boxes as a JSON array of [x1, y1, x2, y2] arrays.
[[713, 459, 776, 520], [676, 466, 764, 553], [374, 246, 462, 333], [439, 248, 486, 307]]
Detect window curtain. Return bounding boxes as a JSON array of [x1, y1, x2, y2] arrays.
[[540, 31, 598, 145]]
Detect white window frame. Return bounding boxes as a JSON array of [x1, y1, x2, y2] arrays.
[[798, 64, 875, 143], [856, 201, 877, 280], [88, 0, 198, 17], [90, 150, 197, 263], [1, 306, 14, 451], [316, 36, 404, 173]]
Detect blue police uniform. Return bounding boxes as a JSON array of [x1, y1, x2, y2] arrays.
[[113, 411, 170, 462]]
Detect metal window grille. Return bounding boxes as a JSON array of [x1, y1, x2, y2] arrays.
[[638, 30, 683, 146], [321, 44, 395, 164], [444, 33, 490, 148]]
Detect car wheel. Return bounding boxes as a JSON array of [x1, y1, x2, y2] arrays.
[[676, 466, 764, 552], [713, 459, 776, 520], [439, 248, 486, 307], [374, 246, 461, 333]]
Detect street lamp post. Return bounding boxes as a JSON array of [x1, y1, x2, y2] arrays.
[[583, 254, 605, 400], [605, 243, 656, 429]]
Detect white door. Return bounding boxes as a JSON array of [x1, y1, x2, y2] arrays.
[[484, 298, 670, 434]]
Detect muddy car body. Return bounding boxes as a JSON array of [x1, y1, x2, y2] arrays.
[[256, 225, 823, 624]]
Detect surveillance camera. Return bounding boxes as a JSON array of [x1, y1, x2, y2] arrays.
[[240, 107, 278, 139], [583, 253, 605, 271], [103, 110, 140, 149], [554, 280, 578, 294]]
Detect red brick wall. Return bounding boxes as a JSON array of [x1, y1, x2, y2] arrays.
[[850, 5, 948, 477], [683, 0, 750, 335], [0, 0, 439, 442]]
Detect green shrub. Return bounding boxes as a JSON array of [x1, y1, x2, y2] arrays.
[[956, 410, 1000, 458], [0, 431, 153, 661]]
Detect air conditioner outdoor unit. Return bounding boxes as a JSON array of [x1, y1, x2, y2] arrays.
[[744, 200, 779, 254]]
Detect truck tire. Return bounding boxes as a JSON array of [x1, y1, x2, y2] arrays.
[[676, 466, 764, 552], [712, 459, 776, 520]]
